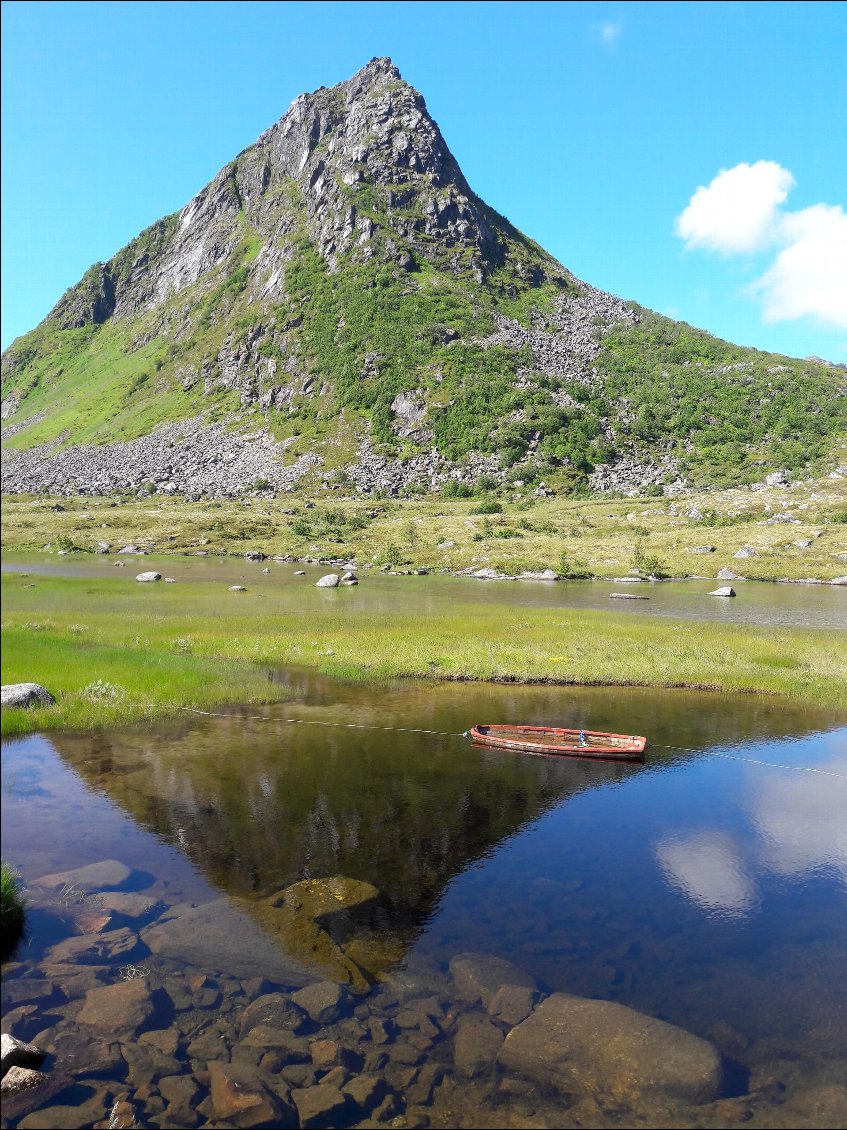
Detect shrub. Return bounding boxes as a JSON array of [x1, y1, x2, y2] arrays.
[[470, 500, 503, 515]]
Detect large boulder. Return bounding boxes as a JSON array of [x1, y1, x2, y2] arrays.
[[1, 683, 55, 709], [134, 571, 161, 582], [498, 993, 722, 1105], [316, 573, 340, 588]]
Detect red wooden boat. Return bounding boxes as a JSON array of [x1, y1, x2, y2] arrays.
[[469, 724, 646, 761]]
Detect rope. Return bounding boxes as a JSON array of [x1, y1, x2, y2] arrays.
[[651, 742, 847, 780], [180, 711, 846, 778], [181, 707, 466, 738]]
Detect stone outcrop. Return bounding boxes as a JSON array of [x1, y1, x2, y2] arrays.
[[1, 683, 55, 709]]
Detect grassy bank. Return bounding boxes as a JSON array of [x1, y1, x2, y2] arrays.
[[2, 571, 845, 737], [2, 476, 846, 582]]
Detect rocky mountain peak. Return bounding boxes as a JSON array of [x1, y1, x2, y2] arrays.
[[253, 55, 496, 271]]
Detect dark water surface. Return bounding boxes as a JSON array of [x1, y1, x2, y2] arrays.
[[3, 550, 846, 628], [2, 677, 846, 1127]]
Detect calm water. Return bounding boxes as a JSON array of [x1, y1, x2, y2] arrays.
[[2, 675, 846, 1127], [3, 550, 846, 628]]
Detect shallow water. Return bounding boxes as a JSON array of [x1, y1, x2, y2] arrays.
[[2, 677, 846, 1127], [3, 550, 846, 629]]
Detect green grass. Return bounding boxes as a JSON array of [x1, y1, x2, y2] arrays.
[[2, 570, 844, 739], [1, 860, 26, 956]]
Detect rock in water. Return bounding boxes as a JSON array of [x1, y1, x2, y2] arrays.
[[134, 571, 161, 582], [1, 683, 55, 708], [316, 574, 340, 588], [497, 993, 722, 1104], [708, 586, 736, 597]]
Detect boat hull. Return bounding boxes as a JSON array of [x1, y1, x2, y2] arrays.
[[469, 724, 646, 761]]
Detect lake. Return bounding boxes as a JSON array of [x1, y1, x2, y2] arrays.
[[3, 550, 846, 630], [2, 674, 846, 1128]]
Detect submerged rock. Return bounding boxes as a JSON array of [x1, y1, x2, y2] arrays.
[[33, 859, 131, 891], [449, 952, 540, 1009], [1, 683, 55, 709], [1, 1033, 45, 1076], [498, 993, 722, 1105], [76, 979, 159, 1037], [208, 1059, 293, 1127], [0, 1065, 48, 1098], [290, 981, 349, 1025]]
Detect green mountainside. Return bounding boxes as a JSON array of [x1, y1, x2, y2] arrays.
[[2, 57, 845, 498]]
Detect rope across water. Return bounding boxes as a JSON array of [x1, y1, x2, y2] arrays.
[[180, 709, 847, 779]]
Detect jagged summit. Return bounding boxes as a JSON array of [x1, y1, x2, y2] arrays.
[[46, 56, 509, 335], [2, 61, 843, 499]]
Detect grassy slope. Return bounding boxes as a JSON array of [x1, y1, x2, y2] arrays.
[[2, 569, 845, 739]]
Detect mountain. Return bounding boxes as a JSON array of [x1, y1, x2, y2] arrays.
[[2, 57, 844, 499]]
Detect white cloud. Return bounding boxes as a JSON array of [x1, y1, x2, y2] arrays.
[[676, 162, 847, 329], [753, 204, 847, 330], [655, 831, 758, 918], [675, 161, 794, 255]]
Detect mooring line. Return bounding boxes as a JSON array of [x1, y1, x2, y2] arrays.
[[180, 710, 846, 777], [652, 742, 847, 779], [181, 707, 465, 738]]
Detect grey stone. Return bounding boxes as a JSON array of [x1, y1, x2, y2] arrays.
[[292, 1082, 347, 1128], [686, 545, 715, 553], [1, 683, 55, 708], [498, 993, 722, 1104], [316, 573, 340, 587], [1, 1065, 49, 1097], [141, 898, 313, 982], [229, 584, 247, 591], [1, 1033, 45, 1077], [610, 592, 649, 600], [33, 858, 131, 890], [290, 980, 348, 1025], [708, 586, 736, 597], [734, 546, 757, 558], [135, 571, 161, 582], [240, 992, 306, 1035], [453, 1014, 504, 1076], [765, 470, 789, 486], [343, 1072, 388, 1111], [449, 952, 539, 1008], [158, 1073, 201, 1108], [717, 567, 743, 580], [488, 983, 540, 1026], [76, 978, 158, 1036]]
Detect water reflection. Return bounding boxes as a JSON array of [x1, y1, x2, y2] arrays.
[[656, 831, 759, 918]]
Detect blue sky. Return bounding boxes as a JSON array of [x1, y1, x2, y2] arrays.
[[2, 0, 846, 359]]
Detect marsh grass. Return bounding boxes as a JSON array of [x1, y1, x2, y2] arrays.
[[1, 860, 26, 955], [2, 476, 845, 582], [2, 571, 844, 737]]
